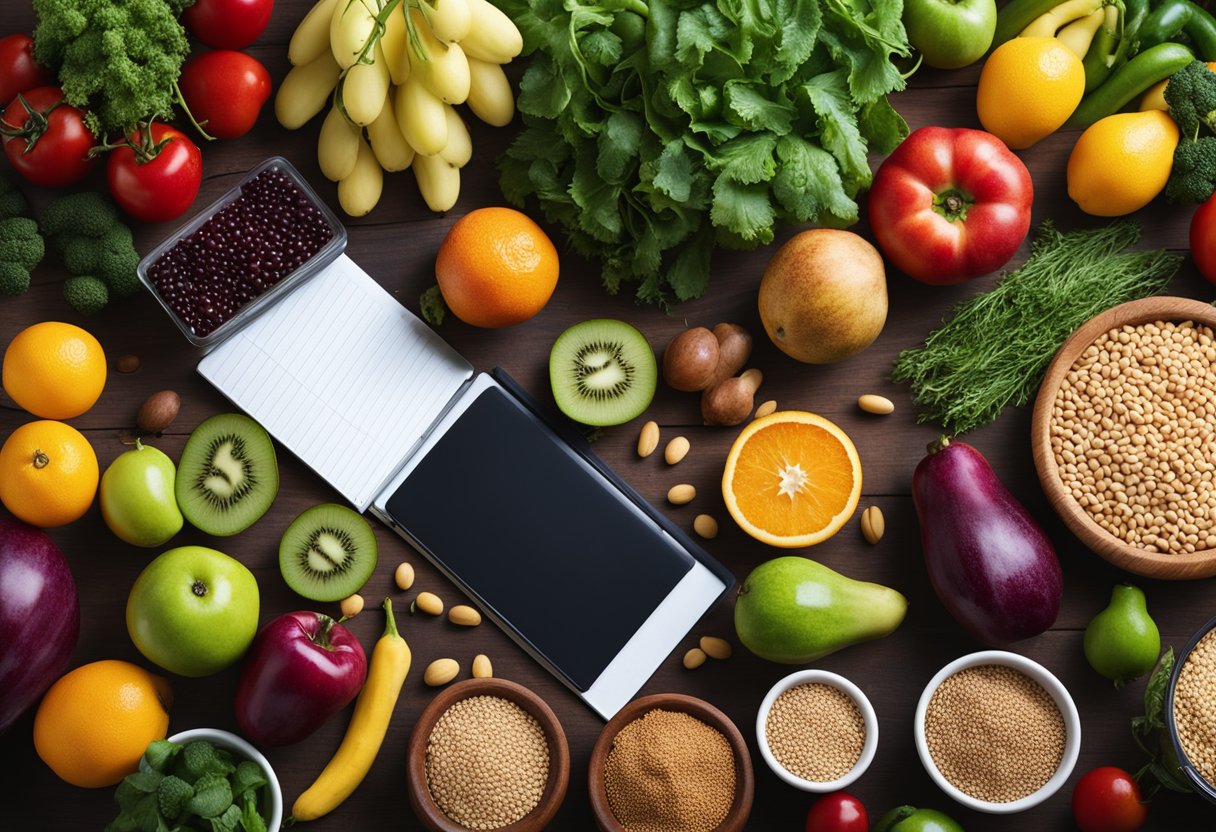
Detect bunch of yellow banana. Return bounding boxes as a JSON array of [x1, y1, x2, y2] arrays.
[[275, 0, 522, 216]]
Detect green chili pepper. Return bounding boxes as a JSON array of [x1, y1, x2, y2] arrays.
[[1138, 0, 1216, 60], [1084, 5, 1125, 92], [1068, 41, 1194, 128]]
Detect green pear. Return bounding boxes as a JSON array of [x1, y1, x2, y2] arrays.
[[1084, 584, 1160, 686], [734, 556, 907, 663], [100, 442, 184, 547]]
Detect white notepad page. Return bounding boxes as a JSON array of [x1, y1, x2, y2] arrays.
[[197, 254, 473, 511]]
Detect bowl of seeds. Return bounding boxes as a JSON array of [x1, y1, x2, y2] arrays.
[[406, 677, 570, 832], [754, 669, 878, 792], [588, 692, 754, 832], [915, 650, 1081, 814], [1032, 296, 1216, 580], [1167, 614, 1216, 802]]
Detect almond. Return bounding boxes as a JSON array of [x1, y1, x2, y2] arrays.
[[472, 654, 493, 678], [861, 505, 885, 544], [754, 399, 777, 419], [115, 354, 141, 374], [699, 636, 732, 660], [424, 658, 460, 686], [665, 436, 690, 465], [413, 591, 444, 616], [448, 605, 482, 626], [637, 420, 660, 458], [667, 484, 696, 505], [858, 394, 895, 415], [693, 514, 718, 539], [683, 648, 707, 669], [340, 593, 364, 618], [137, 390, 180, 434]]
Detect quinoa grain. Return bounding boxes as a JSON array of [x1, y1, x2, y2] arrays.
[[1174, 627, 1216, 787], [764, 683, 864, 782]]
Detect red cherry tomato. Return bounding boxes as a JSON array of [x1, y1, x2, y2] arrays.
[[179, 50, 272, 139], [0, 34, 54, 107], [106, 123, 203, 224], [182, 0, 275, 49], [1, 86, 96, 188], [806, 792, 868, 832], [1071, 767, 1148, 832], [1190, 192, 1216, 285]]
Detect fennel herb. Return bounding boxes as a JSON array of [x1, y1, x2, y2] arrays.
[[892, 222, 1181, 436]]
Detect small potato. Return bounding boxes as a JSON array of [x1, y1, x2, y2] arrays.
[[424, 658, 460, 686]]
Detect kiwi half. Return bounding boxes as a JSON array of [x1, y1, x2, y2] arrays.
[[279, 503, 378, 602], [549, 318, 657, 426], [176, 413, 279, 536]]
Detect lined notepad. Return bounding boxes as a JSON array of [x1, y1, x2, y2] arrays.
[[197, 255, 473, 511]]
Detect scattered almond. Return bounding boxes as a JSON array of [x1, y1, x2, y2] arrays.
[[665, 436, 690, 465], [472, 654, 493, 678], [754, 400, 777, 419], [137, 390, 180, 434], [668, 483, 696, 505], [449, 605, 482, 627], [683, 648, 707, 670], [340, 593, 364, 619], [413, 591, 444, 616], [861, 505, 885, 544], [395, 562, 415, 591], [858, 394, 895, 415], [693, 514, 718, 539], [637, 420, 660, 458], [700, 636, 732, 660], [424, 658, 460, 686], [115, 354, 141, 373]]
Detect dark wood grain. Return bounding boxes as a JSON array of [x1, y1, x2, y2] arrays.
[[2, 1, 1215, 830]]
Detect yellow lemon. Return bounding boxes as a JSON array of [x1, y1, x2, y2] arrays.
[[977, 37, 1085, 149], [1067, 110, 1179, 217]]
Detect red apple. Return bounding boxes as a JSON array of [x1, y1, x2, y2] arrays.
[[234, 611, 367, 746]]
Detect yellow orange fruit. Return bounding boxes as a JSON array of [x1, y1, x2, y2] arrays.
[[2, 322, 107, 419], [1067, 110, 1179, 217], [722, 411, 862, 548], [33, 660, 172, 788], [976, 37, 1085, 149], [435, 207, 559, 328], [0, 420, 99, 527]]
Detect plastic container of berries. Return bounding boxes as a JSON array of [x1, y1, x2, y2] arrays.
[[137, 156, 347, 349]]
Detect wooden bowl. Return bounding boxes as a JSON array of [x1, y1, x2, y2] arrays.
[[406, 678, 570, 832], [587, 693, 754, 832], [1031, 296, 1216, 580]]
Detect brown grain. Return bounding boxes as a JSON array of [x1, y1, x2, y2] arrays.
[[1174, 626, 1216, 787], [764, 683, 864, 782]]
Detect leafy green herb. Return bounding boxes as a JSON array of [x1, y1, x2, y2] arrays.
[[495, 0, 911, 304], [892, 222, 1180, 435], [1132, 648, 1194, 798]]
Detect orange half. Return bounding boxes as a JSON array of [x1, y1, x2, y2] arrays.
[[722, 411, 862, 548]]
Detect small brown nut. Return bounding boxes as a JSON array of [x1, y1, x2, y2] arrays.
[[693, 514, 718, 539], [699, 636, 732, 660], [637, 420, 660, 458], [667, 483, 696, 505], [706, 323, 753, 387], [340, 593, 364, 619], [413, 591, 444, 616], [861, 505, 885, 544], [663, 327, 720, 391], [424, 658, 460, 687], [472, 654, 493, 678], [664, 436, 690, 465], [395, 562, 415, 591], [136, 390, 180, 434], [858, 394, 895, 415], [754, 400, 777, 419], [702, 369, 763, 426], [115, 354, 141, 374], [683, 647, 707, 670], [448, 605, 482, 626]]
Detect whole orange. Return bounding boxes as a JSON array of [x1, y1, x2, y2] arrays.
[[0, 420, 99, 527], [435, 207, 559, 327], [976, 37, 1085, 149], [34, 659, 172, 788], [3, 321, 107, 419]]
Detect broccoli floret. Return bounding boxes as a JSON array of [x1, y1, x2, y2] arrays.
[[1166, 138, 1216, 204], [0, 261, 31, 296], [0, 174, 28, 220], [0, 218, 45, 271], [1165, 60, 1216, 140], [63, 275, 109, 315], [41, 192, 118, 238], [63, 236, 101, 275], [97, 239, 141, 297]]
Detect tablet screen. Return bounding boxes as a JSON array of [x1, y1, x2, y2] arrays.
[[384, 385, 693, 691]]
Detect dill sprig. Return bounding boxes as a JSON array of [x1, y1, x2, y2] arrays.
[[892, 221, 1181, 435]]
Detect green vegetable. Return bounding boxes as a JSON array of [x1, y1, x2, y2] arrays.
[[496, 0, 911, 304], [1166, 137, 1216, 202], [40, 191, 140, 311], [31, 0, 192, 135], [0, 174, 28, 221], [1164, 59, 1216, 202], [0, 217, 46, 296], [40, 192, 119, 238], [892, 221, 1180, 436], [1082, 5, 1125, 94], [1138, 0, 1216, 60], [1066, 42, 1195, 128], [63, 275, 110, 315], [1132, 648, 1194, 798]]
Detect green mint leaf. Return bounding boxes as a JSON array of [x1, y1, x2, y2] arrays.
[[124, 771, 164, 795], [419, 284, 447, 326], [187, 772, 234, 819], [177, 740, 233, 783], [125, 793, 163, 832], [773, 135, 859, 224], [579, 29, 623, 67], [142, 741, 181, 775], [597, 110, 644, 185], [724, 82, 795, 135], [156, 775, 194, 821], [801, 70, 869, 191], [710, 175, 775, 244], [231, 761, 267, 800], [240, 790, 269, 832], [210, 803, 242, 832], [857, 96, 909, 155], [710, 134, 778, 185]]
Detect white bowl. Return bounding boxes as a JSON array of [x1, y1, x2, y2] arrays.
[[913, 651, 1081, 814], [755, 669, 879, 792], [166, 728, 283, 831]]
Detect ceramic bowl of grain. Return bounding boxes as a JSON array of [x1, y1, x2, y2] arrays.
[[755, 669, 878, 792], [1032, 296, 1216, 580], [588, 692, 754, 832], [914, 650, 1081, 814], [406, 677, 570, 832], [1167, 613, 1216, 803]]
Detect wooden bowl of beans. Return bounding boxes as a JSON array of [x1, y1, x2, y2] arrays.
[[588, 693, 754, 832], [1032, 296, 1216, 579], [406, 677, 570, 832]]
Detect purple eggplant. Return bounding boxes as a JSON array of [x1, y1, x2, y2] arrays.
[[0, 518, 80, 733], [912, 438, 1062, 645]]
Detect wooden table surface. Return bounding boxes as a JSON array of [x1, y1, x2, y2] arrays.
[[3, 3, 1216, 830]]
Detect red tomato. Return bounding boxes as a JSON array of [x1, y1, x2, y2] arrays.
[[179, 50, 272, 139], [0, 86, 96, 188], [182, 0, 274, 49], [867, 126, 1034, 285], [1071, 767, 1148, 832], [806, 792, 868, 832], [1190, 192, 1216, 285], [106, 123, 203, 223], [0, 34, 54, 107]]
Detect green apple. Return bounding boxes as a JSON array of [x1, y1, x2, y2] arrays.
[[903, 0, 997, 69], [100, 442, 184, 547], [127, 546, 260, 677]]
